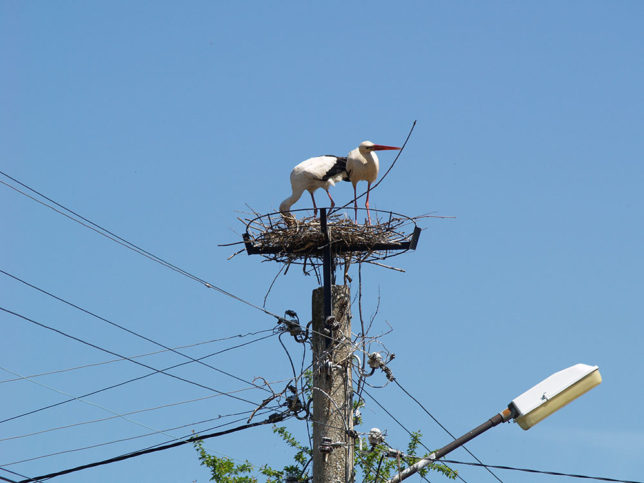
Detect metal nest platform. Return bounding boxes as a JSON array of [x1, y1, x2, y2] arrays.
[[242, 207, 421, 270]]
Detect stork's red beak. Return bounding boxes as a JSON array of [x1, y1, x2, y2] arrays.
[[372, 144, 401, 151]]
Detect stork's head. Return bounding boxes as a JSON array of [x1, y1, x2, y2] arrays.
[[358, 140, 401, 153]]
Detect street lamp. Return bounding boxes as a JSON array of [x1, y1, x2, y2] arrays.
[[388, 363, 602, 483]]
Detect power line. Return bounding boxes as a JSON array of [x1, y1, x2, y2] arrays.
[[0, 268, 274, 394], [0, 475, 17, 483], [0, 171, 279, 320], [0, 311, 276, 424], [0, 328, 274, 385], [0, 467, 37, 483], [1, 372, 292, 443], [440, 459, 643, 483], [393, 378, 503, 482], [14, 411, 288, 482], [1, 406, 280, 467], [0, 306, 266, 413], [0, 364, 178, 440], [1, 328, 275, 425]]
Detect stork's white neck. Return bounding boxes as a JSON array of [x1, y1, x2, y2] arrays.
[[351, 148, 379, 167], [280, 189, 303, 213]]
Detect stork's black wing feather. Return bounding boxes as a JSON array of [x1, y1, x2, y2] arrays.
[[320, 156, 349, 181]]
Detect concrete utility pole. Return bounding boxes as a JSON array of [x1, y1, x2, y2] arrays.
[[242, 207, 421, 482], [312, 285, 354, 483]]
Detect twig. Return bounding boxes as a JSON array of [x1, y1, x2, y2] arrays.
[[263, 264, 286, 308], [227, 248, 245, 261], [366, 287, 382, 336], [217, 241, 245, 247], [365, 261, 405, 273]]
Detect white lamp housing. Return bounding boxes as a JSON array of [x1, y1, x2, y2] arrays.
[[509, 363, 602, 430]]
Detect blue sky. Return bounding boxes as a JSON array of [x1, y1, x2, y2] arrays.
[[1, 1, 643, 482]]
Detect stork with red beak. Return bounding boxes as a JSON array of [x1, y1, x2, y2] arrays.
[[279, 141, 400, 225], [346, 141, 400, 224]]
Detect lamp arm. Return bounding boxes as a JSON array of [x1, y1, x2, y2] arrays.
[[388, 408, 513, 483]]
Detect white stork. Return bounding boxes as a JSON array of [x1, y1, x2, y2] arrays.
[[346, 141, 400, 224], [279, 154, 349, 218]]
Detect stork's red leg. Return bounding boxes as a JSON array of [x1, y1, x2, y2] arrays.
[[325, 189, 335, 209], [310, 192, 318, 217], [353, 184, 358, 223], [366, 182, 372, 225]]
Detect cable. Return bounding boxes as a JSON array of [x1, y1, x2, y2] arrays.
[[0, 171, 280, 319], [14, 412, 288, 482], [0, 364, 176, 440], [0, 268, 274, 394], [362, 388, 467, 483], [1, 407, 280, 467], [393, 379, 503, 482], [0, 377, 292, 443], [278, 332, 298, 382], [1, 328, 276, 425], [440, 459, 643, 483], [0, 468, 37, 483], [136, 407, 281, 453], [0, 470, 29, 481], [0, 306, 266, 414], [0, 328, 274, 384], [0, 318, 276, 424]]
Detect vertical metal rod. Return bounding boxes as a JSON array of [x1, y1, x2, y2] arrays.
[[320, 208, 332, 319]]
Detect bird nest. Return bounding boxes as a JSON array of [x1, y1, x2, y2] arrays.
[[240, 208, 421, 272]]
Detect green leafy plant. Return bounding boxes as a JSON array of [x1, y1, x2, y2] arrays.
[[195, 425, 457, 482], [194, 439, 256, 482], [356, 431, 456, 482], [194, 424, 311, 482]]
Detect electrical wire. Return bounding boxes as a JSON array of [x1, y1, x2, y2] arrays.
[[14, 411, 289, 482], [278, 331, 298, 382], [439, 459, 643, 483], [0, 470, 30, 481], [0, 328, 274, 385], [138, 407, 282, 453], [0, 268, 274, 394], [1, 406, 280, 467], [0, 467, 41, 483], [0, 475, 16, 483], [0, 306, 267, 414], [393, 379, 503, 482], [1, 321, 276, 425], [0, 364, 176, 440], [0, 377, 292, 443], [0, 171, 280, 320]]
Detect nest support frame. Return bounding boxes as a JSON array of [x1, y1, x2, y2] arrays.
[[242, 207, 422, 271]]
